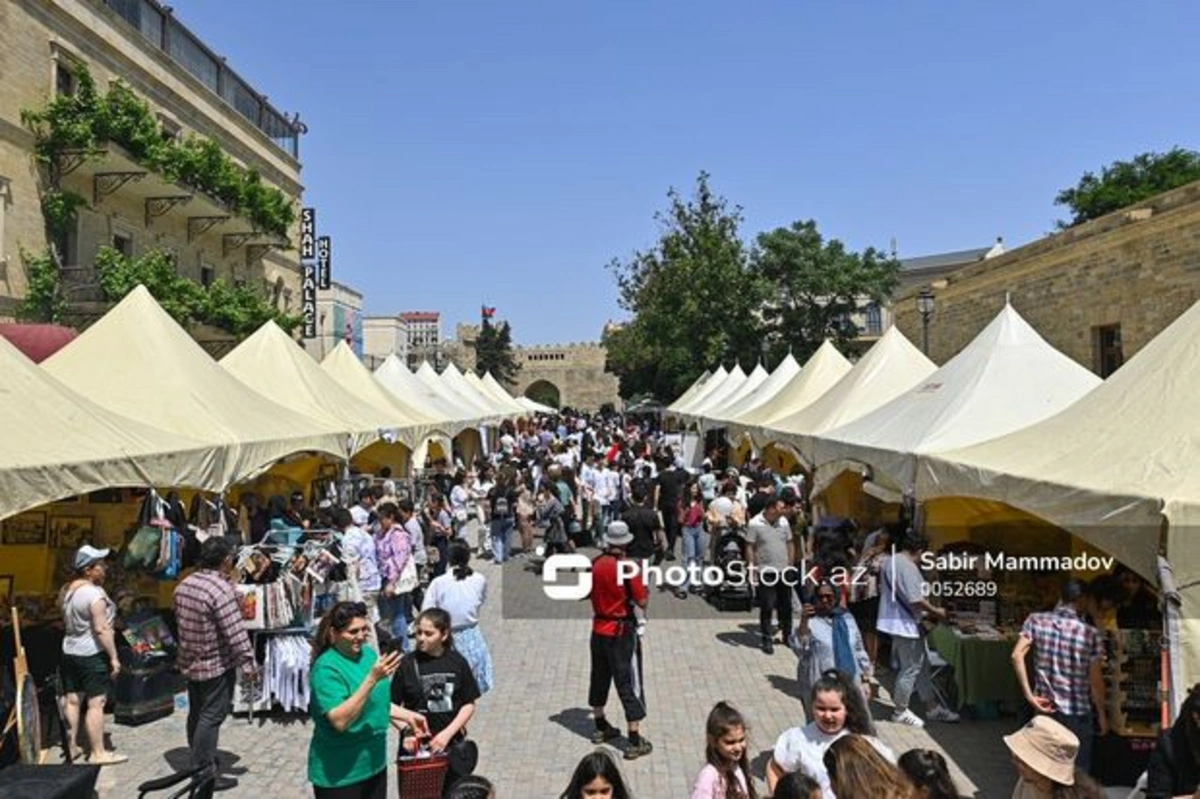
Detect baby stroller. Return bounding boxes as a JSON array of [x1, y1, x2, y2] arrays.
[[707, 526, 753, 612]]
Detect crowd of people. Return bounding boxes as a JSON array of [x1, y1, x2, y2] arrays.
[[46, 409, 1200, 798]]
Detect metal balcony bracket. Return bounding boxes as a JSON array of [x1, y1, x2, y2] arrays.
[[245, 242, 275, 267], [223, 232, 257, 257], [57, 149, 94, 177], [93, 171, 145, 205], [187, 215, 230, 243], [145, 195, 192, 227]]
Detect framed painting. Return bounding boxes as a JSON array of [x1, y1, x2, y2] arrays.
[[49, 516, 93, 549], [1, 512, 48, 545]]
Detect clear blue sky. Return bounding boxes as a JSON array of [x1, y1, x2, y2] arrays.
[[177, 1, 1200, 345]]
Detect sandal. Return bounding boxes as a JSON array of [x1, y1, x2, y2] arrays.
[[89, 752, 129, 766]]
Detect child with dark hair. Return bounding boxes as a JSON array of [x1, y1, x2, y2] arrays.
[[560, 750, 633, 799], [898, 749, 962, 799], [691, 701, 756, 798], [772, 771, 821, 799]]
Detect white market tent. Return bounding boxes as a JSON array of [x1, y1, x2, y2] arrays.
[[516, 396, 556, 414], [0, 333, 228, 519], [467, 370, 527, 416], [220, 322, 420, 452], [766, 326, 936, 466], [679, 365, 747, 423], [698, 362, 769, 426], [411, 361, 491, 424], [666, 370, 712, 413], [808, 303, 1102, 496], [729, 341, 852, 446], [440, 362, 506, 419], [670, 366, 729, 417], [42, 287, 348, 487], [320, 342, 449, 443], [710, 353, 801, 424], [916, 297, 1200, 701], [374, 356, 481, 429]]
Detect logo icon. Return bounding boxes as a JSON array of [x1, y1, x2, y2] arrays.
[[542, 553, 593, 600]]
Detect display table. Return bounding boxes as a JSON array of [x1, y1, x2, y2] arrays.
[[928, 624, 1024, 712]]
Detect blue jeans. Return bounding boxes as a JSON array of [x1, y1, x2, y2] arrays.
[[379, 592, 412, 652], [680, 525, 708, 588], [491, 517, 513, 563]]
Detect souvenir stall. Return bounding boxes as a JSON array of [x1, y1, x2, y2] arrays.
[[229, 525, 352, 720]]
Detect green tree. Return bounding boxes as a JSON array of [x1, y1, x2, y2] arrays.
[[474, 317, 521, 384], [606, 172, 766, 400], [750, 220, 901, 362], [1055, 147, 1200, 228]]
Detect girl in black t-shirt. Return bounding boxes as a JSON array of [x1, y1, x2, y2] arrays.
[[392, 608, 481, 756]]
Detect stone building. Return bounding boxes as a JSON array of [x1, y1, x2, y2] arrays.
[[309, 280, 363, 361], [891, 181, 1200, 376], [447, 323, 621, 412], [363, 314, 409, 370], [0, 0, 306, 318], [400, 311, 442, 370]]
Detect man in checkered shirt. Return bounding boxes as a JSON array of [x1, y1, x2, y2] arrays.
[[1011, 580, 1109, 775], [173, 536, 255, 790]]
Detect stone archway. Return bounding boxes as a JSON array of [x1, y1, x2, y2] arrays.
[[525, 379, 561, 409]]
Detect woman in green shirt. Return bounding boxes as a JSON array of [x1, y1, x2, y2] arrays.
[[309, 601, 428, 798]]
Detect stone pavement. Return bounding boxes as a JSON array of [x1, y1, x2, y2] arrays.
[[83, 552, 1022, 798]]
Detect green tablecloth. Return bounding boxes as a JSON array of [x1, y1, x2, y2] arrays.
[[928, 625, 1024, 711]]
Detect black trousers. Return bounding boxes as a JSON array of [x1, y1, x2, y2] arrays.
[[313, 769, 387, 799], [757, 576, 793, 641], [186, 669, 236, 771], [588, 629, 646, 723], [661, 511, 680, 555]]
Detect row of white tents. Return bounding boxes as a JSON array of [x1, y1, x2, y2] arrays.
[[667, 298, 1200, 708], [0, 285, 551, 522]]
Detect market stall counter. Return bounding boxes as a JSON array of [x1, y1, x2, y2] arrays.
[[927, 623, 1023, 713]]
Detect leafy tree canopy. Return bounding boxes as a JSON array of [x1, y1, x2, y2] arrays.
[[751, 220, 900, 363], [606, 172, 766, 400], [1055, 147, 1200, 228], [474, 317, 521, 384]]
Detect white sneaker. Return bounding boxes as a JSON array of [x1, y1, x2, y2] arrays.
[[891, 709, 926, 727], [926, 705, 961, 723]]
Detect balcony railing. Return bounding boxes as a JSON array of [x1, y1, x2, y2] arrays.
[[97, 0, 304, 158]]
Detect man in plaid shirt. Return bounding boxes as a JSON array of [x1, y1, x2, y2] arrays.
[[173, 537, 255, 790], [1011, 580, 1109, 775]]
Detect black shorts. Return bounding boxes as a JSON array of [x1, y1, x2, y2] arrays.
[[60, 652, 110, 698]]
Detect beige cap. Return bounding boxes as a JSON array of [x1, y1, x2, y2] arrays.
[[1003, 715, 1079, 785]]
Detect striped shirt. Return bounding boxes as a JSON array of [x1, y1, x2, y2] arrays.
[[1020, 604, 1104, 716], [173, 569, 254, 682]]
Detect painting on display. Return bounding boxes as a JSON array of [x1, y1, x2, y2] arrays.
[[49, 516, 93, 549], [1, 512, 48, 545]]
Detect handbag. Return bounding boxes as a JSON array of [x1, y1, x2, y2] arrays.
[[394, 556, 419, 595]]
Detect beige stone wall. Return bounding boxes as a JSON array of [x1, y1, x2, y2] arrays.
[[892, 181, 1200, 370], [0, 0, 304, 315]]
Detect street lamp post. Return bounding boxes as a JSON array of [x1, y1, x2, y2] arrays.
[[916, 289, 935, 355]]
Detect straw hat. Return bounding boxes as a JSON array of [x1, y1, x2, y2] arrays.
[[1003, 716, 1079, 785]]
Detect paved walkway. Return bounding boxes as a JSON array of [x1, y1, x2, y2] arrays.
[[84, 552, 1022, 798]]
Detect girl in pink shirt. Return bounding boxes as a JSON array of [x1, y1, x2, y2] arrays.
[[691, 702, 756, 799]]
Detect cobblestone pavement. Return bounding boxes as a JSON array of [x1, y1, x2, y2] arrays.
[[84, 551, 1024, 798]]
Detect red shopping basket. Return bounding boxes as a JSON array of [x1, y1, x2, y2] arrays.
[[396, 751, 449, 799]]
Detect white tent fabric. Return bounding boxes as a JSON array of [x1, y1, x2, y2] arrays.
[[517, 396, 555, 414], [729, 341, 852, 445], [712, 354, 801, 424], [671, 366, 729, 417], [221, 322, 421, 452], [699, 363, 769, 425], [917, 298, 1200, 696], [680, 366, 747, 422], [468, 371, 527, 416], [320, 342, 449, 442], [0, 334, 229, 518], [440, 363, 506, 419], [376, 358, 483, 427], [667, 369, 713, 413], [43, 287, 348, 486], [767, 327, 936, 465], [810, 304, 1101, 493]]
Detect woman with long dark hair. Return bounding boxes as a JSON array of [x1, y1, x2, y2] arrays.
[[421, 541, 494, 694], [897, 749, 962, 799], [560, 750, 633, 799], [308, 601, 424, 798]]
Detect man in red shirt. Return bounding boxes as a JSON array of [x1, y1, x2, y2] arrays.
[[588, 521, 652, 760]]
